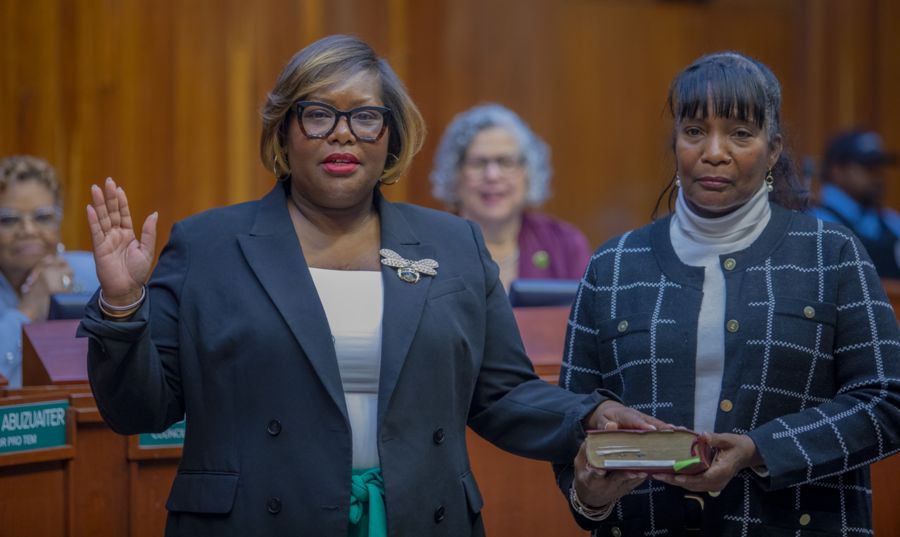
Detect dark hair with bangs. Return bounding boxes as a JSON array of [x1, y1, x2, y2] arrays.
[[652, 51, 808, 218]]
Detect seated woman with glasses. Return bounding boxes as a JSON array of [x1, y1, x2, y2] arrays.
[[430, 104, 592, 290], [0, 155, 98, 388]]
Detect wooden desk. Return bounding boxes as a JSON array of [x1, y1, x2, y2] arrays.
[[22, 320, 87, 386], [0, 387, 178, 537], [0, 392, 75, 536]]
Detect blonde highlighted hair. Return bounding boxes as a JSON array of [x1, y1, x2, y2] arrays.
[[0, 155, 61, 204], [260, 35, 425, 186]]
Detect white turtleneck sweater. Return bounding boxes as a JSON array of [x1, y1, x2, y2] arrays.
[[670, 182, 771, 433]]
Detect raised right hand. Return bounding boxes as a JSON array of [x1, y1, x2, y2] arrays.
[[87, 177, 158, 307]]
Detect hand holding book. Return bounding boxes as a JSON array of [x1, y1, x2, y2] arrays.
[[572, 401, 669, 512], [572, 437, 650, 515], [651, 432, 763, 493], [575, 402, 764, 509]]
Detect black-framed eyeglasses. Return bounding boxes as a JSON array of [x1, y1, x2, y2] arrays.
[[294, 101, 391, 142], [0, 206, 62, 232]]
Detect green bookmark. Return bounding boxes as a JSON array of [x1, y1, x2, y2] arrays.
[[673, 456, 701, 473]]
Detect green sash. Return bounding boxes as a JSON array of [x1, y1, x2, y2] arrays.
[[348, 467, 386, 537]]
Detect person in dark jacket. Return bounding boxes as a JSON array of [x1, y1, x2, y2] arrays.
[[812, 130, 900, 278], [79, 34, 659, 537]]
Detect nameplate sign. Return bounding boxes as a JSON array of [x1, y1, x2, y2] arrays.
[[138, 420, 185, 448], [0, 400, 69, 454]]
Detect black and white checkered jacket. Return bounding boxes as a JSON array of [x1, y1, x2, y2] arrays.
[[557, 204, 900, 536]]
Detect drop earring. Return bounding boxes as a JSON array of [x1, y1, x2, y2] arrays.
[[765, 170, 774, 192], [675, 174, 682, 188]]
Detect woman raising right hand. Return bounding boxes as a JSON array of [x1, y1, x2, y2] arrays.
[[78, 35, 660, 537]]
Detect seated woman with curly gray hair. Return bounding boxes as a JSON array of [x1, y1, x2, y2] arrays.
[[430, 104, 591, 289]]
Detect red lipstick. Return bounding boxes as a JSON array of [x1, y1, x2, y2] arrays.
[[321, 153, 360, 175]]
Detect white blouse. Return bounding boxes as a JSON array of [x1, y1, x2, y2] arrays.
[[309, 268, 383, 469]]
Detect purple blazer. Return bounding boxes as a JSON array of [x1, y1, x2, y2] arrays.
[[517, 211, 592, 280]]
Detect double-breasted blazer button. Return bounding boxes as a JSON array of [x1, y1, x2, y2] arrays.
[[799, 513, 811, 526], [266, 497, 282, 514], [433, 505, 445, 523], [433, 428, 445, 444], [617, 320, 629, 333], [720, 399, 734, 413], [266, 419, 282, 436], [723, 258, 737, 271], [803, 306, 816, 319], [611, 527, 622, 537], [726, 319, 740, 333]]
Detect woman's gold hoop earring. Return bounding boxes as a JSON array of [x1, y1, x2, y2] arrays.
[[380, 176, 401, 186], [765, 170, 774, 192]]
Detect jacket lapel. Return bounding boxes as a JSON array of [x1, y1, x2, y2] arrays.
[[376, 192, 434, 424], [236, 185, 347, 419]]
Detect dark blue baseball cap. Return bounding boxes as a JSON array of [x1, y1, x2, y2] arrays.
[[825, 131, 897, 167]]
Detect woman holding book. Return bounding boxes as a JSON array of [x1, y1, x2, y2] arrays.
[[557, 51, 900, 535]]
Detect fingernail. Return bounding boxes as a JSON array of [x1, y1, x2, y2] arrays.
[[106, 177, 113, 183], [648, 425, 657, 431]]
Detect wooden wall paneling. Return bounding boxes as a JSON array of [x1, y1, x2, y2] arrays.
[[171, 0, 229, 226], [563, 0, 798, 242], [801, 0, 880, 204], [247, 0, 316, 201], [875, 0, 900, 211], [792, 0, 828, 189], [406, 0, 807, 247], [2, 0, 899, 264], [828, 0, 878, 130], [222, 0, 260, 208]]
